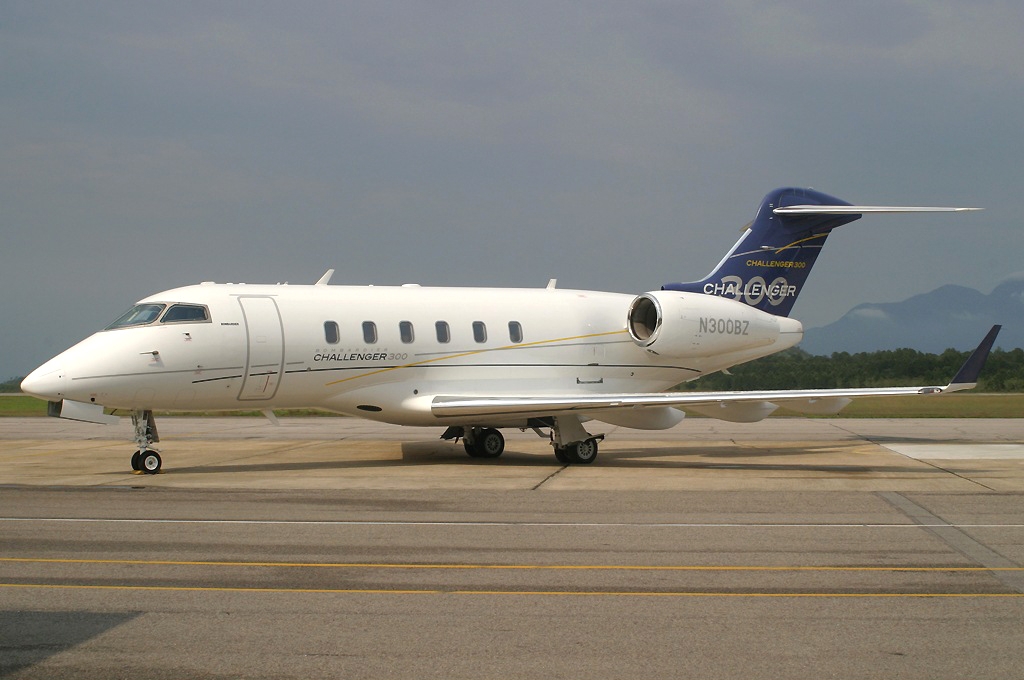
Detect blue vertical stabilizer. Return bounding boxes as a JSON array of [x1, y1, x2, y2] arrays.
[[663, 188, 860, 317]]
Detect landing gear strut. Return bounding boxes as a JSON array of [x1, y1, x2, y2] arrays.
[[130, 410, 162, 474]]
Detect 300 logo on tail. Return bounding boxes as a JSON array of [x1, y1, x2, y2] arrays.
[[703, 276, 797, 307]]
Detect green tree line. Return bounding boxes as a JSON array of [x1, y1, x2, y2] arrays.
[[1, 377, 24, 393], [678, 347, 1024, 392]]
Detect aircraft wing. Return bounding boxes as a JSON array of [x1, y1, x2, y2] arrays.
[[431, 326, 1001, 423]]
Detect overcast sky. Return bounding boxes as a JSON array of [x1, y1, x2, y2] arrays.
[[3, 1, 1022, 379]]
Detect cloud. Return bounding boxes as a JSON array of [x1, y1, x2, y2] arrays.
[[3, 1, 1023, 376]]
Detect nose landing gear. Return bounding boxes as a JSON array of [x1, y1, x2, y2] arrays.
[[130, 410, 162, 474]]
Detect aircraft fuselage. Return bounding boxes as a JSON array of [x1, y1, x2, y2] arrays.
[[20, 188, 990, 473], [24, 282, 802, 427]]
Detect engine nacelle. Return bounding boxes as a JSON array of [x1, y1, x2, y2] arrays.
[[626, 290, 786, 358]]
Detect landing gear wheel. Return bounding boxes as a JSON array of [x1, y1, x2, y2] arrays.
[[131, 451, 142, 471], [139, 451, 162, 475], [554, 447, 570, 464], [476, 429, 505, 458], [464, 428, 504, 458], [568, 438, 599, 465]]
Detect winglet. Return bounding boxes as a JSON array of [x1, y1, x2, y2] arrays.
[[315, 269, 335, 286], [944, 325, 1001, 392]]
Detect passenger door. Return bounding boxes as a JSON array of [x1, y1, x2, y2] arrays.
[[238, 296, 285, 401]]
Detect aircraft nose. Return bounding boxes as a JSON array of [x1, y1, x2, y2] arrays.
[[21, 362, 67, 401]]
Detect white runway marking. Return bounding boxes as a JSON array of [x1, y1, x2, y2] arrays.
[[884, 444, 1024, 460]]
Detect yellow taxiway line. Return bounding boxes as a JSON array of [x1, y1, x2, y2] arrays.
[[2, 557, 1023, 572], [1, 583, 1021, 597]]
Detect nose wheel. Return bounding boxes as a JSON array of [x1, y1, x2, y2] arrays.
[[132, 449, 162, 474], [131, 410, 162, 474]]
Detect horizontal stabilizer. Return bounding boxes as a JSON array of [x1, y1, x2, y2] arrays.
[[773, 205, 981, 215], [662, 188, 983, 318]]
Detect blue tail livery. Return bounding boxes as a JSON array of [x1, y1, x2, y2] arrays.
[[663, 187, 979, 317]]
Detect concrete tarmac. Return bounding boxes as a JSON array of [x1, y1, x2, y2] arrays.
[[1, 416, 1023, 678], [1, 416, 1023, 491]]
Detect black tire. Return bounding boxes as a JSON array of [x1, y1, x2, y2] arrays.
[[554, 447, 570, 464], [568, 438, 598, 465], [477, 429, 505, 458], [140, 451, 162, 475], [131, 450, 142, 471], [463, 439, 481, 457]]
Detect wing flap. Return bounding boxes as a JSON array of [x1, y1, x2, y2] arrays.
[[431, 384, 943, 420]]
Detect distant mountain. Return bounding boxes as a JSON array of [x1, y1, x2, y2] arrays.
[[801, 274, 1024, 355]]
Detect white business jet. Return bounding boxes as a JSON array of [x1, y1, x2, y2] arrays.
[[21, 188, 997, 474]]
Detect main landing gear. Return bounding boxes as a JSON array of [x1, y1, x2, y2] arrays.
[[549, 415, 604, 465], [552, 436, 602, 465], [461, 427, 506, 458], [129, 410, 162, 475], [443, 416, 604, 465]]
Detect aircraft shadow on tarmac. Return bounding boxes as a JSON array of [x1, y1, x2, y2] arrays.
[[0, 611, 140, 678], [147, 441, 951, 475]]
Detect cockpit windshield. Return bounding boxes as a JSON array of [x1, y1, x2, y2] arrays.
[[161, 304, 210, 324], [104, 303, 212, 330], [105, 304, 166, 330]]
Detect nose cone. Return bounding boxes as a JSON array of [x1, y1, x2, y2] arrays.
[[21, 361, 67, 401]]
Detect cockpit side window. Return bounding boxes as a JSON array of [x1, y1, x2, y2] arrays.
[[161, 304, 211, 324], [104, 304, 166, 330]]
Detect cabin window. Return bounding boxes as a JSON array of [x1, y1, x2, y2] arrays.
[[472, 321, 487, 343], [362, 321, 378, 344], [399, 321, 415, 344], [508, 321, 523, 344], [324, 321, 340, 344], [435, 321, 450, 343], [105, 304, 166, 330], [161, 304, 211, 324]]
